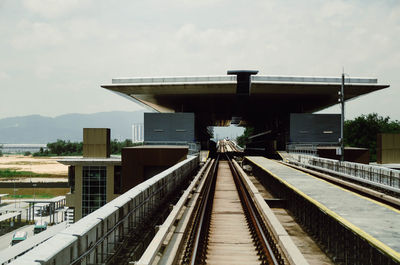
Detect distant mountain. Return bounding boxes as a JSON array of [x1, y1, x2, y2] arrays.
[[0, 111, 147, 143]]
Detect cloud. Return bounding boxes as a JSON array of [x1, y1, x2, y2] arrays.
[[175, 24, 245, 50], [34, 65, 54, 79], [22, 0, 91, 18], [1, 0, 400, 120], [319, 1, 355, 19], [171, 0, 227, 6], [64, 18, 112, 41], [0, 71, 9, 80], [10, 20, 64, 50]]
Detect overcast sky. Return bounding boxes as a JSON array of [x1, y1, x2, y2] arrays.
[[0, 0, 399, 121]]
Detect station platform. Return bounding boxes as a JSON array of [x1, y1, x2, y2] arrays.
[[245, 156, 400, 263]]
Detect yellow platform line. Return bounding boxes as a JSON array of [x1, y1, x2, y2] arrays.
[[245, 156, 400, 263]]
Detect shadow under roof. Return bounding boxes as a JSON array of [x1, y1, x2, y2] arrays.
[[102, 74, 389, 126]]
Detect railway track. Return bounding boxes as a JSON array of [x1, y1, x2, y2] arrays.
[[180, 145, 284, 264]]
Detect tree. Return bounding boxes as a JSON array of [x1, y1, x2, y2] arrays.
[[110, 139, 138, 154], [236, 127, 254, 148], [32, 139, 141, 157], [344, 113, 400, 161]]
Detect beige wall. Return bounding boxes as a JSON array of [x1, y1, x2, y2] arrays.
[[66, 164, 120, 221], [66, 165, 83, 221], [83, 128, 110, 158], [377, 133, 400, 164], [107, 165, 120, 202]]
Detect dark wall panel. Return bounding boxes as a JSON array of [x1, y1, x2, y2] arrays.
[[290, 113, 340, 143], [144, 113, 195, 142]]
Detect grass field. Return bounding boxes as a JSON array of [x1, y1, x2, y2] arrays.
[[0, 169, 65, 179], [0, 187, 70, 199]]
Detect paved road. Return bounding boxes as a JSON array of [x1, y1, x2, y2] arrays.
[[0, 224, 34, 250], [0, 222, 68, 264], [0, 201, 67, 251]]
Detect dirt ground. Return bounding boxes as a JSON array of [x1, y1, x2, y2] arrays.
[[0, 155, 68, 175]]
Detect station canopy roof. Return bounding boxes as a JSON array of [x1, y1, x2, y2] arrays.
[[102, 74, 389, 126]]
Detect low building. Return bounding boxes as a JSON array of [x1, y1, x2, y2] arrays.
[[59, 128, 121, 221], [60, 128, 188, 222], [377, 133, 400, 164], [121, 145, 188, 193]]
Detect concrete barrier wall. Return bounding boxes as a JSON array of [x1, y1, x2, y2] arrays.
[[8, 155, 199, 265]]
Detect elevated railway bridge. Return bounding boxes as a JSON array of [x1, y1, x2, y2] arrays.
[[5, 141, 400, 265], [4, 71, 398, 264]]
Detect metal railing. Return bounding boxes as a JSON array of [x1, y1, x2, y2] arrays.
[[144, 141, 201, 155], [287, 154, 400, 195], [286, 142, 339, 156]]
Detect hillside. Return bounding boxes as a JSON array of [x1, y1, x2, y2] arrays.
[[0, 111, 147, 143]]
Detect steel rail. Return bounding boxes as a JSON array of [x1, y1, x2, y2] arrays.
[[190, 155, 218, 265], [226, 153, 283, 265], [181, 156, 219, 265], [182, 141, 283, 265]]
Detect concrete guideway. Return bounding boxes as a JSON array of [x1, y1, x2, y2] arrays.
[[245, 156, 400, 264], [7, 155, 200, 265], [0, 222, 67, 264], [206, 160, 261, 265], [138, 154, 309, 265]]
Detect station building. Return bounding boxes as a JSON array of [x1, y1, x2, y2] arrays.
[[102, 71, 389, 155], [60, 128, 189, 221], [62, 71, 392, 221], [59, 129, 121, 220]]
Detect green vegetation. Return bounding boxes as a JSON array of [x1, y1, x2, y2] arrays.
[[110, 139, 141, 154], [24, 151, 31, 156], [33, 139, 141, 156], [0, 169, 62, 179], [235, 113, 400, 162], [344, 113, 400, 161], [0, 144, 3, 157], [236, 127, 254, 147], [0, 187, 69, 199]]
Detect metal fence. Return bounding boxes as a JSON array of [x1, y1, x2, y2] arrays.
[[287, 154, 400, 194], [144, 141, 201, 155], [286, 142, 338, 156]]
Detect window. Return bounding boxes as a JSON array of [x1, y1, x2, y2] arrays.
[[68, 166, 75, 194], [114, 166, 122, 194], [82, 166, 106, 217]]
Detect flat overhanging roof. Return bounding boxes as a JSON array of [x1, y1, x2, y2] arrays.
[[102, 74, 389, 126], [58, 156, 121, 166]]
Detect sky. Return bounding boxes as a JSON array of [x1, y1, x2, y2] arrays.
[[0, 0, 399, 121]]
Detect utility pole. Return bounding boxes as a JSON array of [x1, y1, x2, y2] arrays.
[[339, 72, 345, 162]]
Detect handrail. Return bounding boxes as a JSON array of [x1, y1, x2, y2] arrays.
[[287, 154, 400, 194]]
